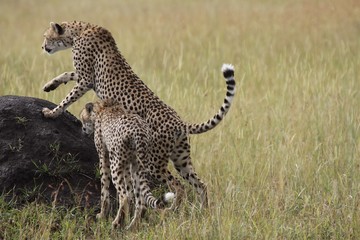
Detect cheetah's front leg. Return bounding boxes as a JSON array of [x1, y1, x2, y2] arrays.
[[42, 82, 90, 118], [43, 71, 78, 92]]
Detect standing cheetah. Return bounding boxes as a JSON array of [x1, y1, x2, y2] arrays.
[[80, 99, 174, 229], [42, 21, 236, 207]]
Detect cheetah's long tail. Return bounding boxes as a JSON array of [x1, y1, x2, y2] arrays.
[[188, 63, 236, 134]]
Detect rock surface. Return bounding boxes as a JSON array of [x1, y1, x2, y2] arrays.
[[0, 95, 101, 206]]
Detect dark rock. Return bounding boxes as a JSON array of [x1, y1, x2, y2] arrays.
[[0, 95, 101, 207]]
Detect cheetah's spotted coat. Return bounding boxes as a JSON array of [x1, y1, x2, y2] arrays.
[[42, 21, 236, 208], [80, 100, 174, 229]]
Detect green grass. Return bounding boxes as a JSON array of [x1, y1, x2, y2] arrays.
[[1, 0, 360, 239]]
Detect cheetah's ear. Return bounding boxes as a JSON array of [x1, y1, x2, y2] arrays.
[[50, 22, 64, 35], [85, 103, 94, 113]]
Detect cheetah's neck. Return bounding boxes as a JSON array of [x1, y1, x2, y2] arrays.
[[65, 21, 95, 39]]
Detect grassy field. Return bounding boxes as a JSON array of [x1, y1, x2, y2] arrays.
[[1, 0, 360, 239]]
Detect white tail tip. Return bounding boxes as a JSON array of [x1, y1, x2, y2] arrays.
[[221, 63, 234, 73], [164, 192, 175, 202]]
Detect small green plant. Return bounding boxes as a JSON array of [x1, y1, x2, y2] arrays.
[[94, 165, 101, 180], [32, 160, 51, 176], [14, 116, 29, 126], [18, 183, 45, 203], [32, 154, 80, 178], [32, 142, 80, 178], [49, 142, 61, 156], [8, 138, 24, 152]]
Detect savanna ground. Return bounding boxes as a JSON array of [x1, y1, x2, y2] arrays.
[[1, 0, 360, 239]]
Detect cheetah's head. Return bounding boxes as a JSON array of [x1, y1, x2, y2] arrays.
[[80, 100, 125, 135], [79, 102, 98, 135], [42, 22, 73, 54]]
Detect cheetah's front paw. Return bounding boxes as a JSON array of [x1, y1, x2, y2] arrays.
[[42, 107, 62, 119], [43, 80, 61, 92]]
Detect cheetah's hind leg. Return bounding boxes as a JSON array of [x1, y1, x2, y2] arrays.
[[171, 136, 209, 208]]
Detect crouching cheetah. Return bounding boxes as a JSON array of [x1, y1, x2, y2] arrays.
[[80, 99, 174, 229], [42, 21, 236, 208]]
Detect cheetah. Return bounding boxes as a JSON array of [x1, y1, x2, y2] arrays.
[[80, 99, 174, 229], [41, 21, 236, 207]]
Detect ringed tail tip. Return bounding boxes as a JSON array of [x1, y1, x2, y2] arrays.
[[221, 63, 235, 78], [164, 192, 175, 203]]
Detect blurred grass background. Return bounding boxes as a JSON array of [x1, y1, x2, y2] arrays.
[[1, 0, 360, 239]]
